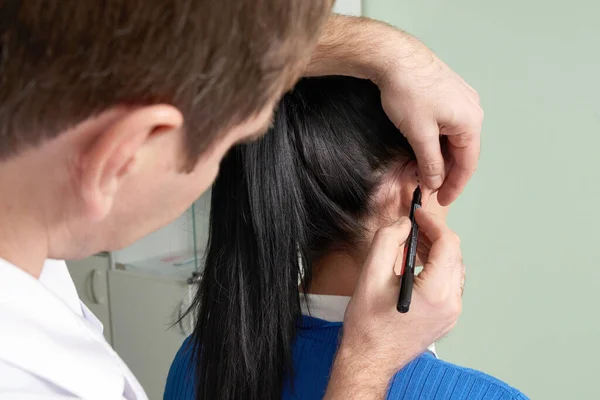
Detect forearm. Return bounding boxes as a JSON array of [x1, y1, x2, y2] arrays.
[[324, 338, 409, 400], [306, 14, 425, 84], [325, 349, 390, 399]]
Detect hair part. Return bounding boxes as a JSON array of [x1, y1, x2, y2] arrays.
[[186, 76, 415, 400], [0, 0, 333, 169]]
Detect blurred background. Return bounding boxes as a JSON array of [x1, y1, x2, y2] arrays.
[[362, 2, 600, 399], [67, 1, 600, 399]]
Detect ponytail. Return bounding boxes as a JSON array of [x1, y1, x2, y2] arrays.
[[187, 76, 414, 400], [188, 105, 310, 400]]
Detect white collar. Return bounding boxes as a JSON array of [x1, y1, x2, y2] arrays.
[[0, 258, 147, 399], [38, 259, 83, 316], [301, 294, 350, 322], [300, 293, 437, 357]]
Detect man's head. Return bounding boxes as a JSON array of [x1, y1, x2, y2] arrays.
[[0, 0, 332, 262]]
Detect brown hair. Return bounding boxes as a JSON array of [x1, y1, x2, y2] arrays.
[[0, 0, 332, 169]]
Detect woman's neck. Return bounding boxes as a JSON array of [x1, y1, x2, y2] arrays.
[[308, 252, 364, 296]]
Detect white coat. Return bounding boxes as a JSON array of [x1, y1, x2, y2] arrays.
[[0, 258, 148, 400]]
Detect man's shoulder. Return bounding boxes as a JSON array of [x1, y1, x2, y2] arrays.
[[388, 353, 529, 400]]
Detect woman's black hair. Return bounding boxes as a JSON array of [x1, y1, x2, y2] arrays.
[[187, 76, 415, 400]]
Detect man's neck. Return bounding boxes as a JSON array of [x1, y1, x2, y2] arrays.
[[0, 211, 49, 278], [0, 159, 51, 278]]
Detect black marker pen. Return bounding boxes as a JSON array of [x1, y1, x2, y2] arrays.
[[397, 186, 422, 313]]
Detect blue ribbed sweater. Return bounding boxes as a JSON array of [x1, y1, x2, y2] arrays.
[[164, 315, 528, 400]]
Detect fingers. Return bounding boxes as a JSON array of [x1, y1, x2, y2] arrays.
[[401, 118, 445, 190], [414, 208, 461, 276], [437, 130, 481, 206], [413, 209, 463, 320], [358, 217, 412, 293], [414, 208, 450, 244], [415, 230, 432, 264]]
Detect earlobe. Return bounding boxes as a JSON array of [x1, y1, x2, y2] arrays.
[[78, 105, 184, 221]]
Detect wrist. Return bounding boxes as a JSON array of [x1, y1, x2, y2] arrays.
[[372, 33, 437, 94], [325, 339, 399, 399], [344, 19, 428, 88], [360, 23, 420, 86], [307, 15, 422, 83]]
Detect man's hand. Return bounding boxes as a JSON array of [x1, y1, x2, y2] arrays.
[[377, 40, 482, 206], [325, 211, 465, 399], [307, 15, 482, 205]]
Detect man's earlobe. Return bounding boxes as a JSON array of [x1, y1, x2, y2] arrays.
[[78, 105, 183, 221]]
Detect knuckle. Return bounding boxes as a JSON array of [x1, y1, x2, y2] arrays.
[[449, 232, 461, 246], [439, 232, 460, 249], [436, 291, 462, 317], [420, 159, 445, 175], [428, 289, 450, 308], [461, 101, 483, 127], [427, 285, 463, 316], [449, 132, 473, 148], [470, 106, 484, 126], [449, 300, 462, 319]]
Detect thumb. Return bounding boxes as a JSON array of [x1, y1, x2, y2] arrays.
[[414, 208, 461, 281], [358, 217, 412, 295], [402, 117, 445, 190]]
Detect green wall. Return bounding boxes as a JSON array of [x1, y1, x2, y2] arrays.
[[363, 1, 600, 399]]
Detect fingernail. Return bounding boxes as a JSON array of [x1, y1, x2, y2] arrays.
[[427, 175, 443, 188]]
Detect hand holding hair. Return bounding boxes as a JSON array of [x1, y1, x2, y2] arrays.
[[308, 15, 482, 206]]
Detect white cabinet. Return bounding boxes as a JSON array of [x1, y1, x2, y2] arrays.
[[66, 253, 112, 343], [67, 254, 197, 400], [108, 267, 195, 400]]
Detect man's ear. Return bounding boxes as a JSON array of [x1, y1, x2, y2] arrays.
[[79, 105, 183, 221]]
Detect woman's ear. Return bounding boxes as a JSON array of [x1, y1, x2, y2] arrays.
[[398, 160, 445, 210], [371, 160, 418, 220], [397, 160, 421, 210], [373, 159, 440, 220], [78, 105, 183, 221]]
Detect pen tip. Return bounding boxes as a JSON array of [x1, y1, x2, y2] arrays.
[[397, 303, 410, 313]]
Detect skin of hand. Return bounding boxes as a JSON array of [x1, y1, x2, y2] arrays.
[[307, 15, 473, 399], [307, 15, 483, 206], [325, 211, 465, 399]]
